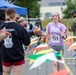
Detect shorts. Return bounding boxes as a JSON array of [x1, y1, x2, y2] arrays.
[[2, 60, 25, 67], [49, 44, 64, 59]]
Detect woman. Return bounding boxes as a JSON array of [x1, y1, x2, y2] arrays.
[[0, 8, 30, 75], [42, 12, 67, 72]]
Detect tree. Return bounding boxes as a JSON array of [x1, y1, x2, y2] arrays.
[[63, 0, 76, 18], [5, 0, 40, 18]]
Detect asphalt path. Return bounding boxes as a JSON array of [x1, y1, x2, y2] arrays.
[[11, 46, 76, 75]]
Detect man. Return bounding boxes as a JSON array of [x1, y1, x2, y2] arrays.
[[18, 17, 42, 37], [69, 10, 76, 51], [0, 8, 11, 75], [35, 19, 42, 30], [27, 19, 33, 30], [0, 9, 11, 40], [69, 10, 76, 39]]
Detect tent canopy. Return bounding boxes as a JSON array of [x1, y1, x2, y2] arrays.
[[0, 0, 27, 15]]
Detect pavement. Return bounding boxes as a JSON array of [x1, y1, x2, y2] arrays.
[[11, 46, 76, 75]]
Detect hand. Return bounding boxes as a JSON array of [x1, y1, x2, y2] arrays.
[[61, 31, 65, 36], [33, 26, 42, 35], [23, 50, 28, 55], [61, 31, 66, 39], [0, 28, 11, 40]]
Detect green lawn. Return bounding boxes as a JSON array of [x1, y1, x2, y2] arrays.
[[42, 19, 72, 28]]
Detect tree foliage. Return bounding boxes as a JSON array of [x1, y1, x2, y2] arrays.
[[63, 0, 76, 18], [5, 0, 40, 18]]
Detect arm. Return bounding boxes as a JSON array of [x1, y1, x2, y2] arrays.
[[61, 24, 67, 39], [28, 31, 34, 37], [41, 23, 50, 38], [28, 26, 42, 37], [42, 28, 50, 37], [20, 26, 30, 46]]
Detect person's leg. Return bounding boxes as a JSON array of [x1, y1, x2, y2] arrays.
[[49, 45, 57, 72], [3, 65, 12, 75], [52, 61, 57, 72], [52, 60, 60, 72], [13, 65, 23, 75], [13, 60, 25, 75], [57, 62, 60, 71], [52, 45, 64, 72], [2, 61, 12, 75]]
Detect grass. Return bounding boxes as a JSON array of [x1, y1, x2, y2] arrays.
[[42, 19, 72, 28]]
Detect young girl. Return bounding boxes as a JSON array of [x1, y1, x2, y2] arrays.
[[42, 12, 67, 72], [0, 8, 30, 75]]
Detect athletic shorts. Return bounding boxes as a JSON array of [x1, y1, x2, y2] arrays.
[[49, 44, 64, 59], [2, 60, 25, 67]]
